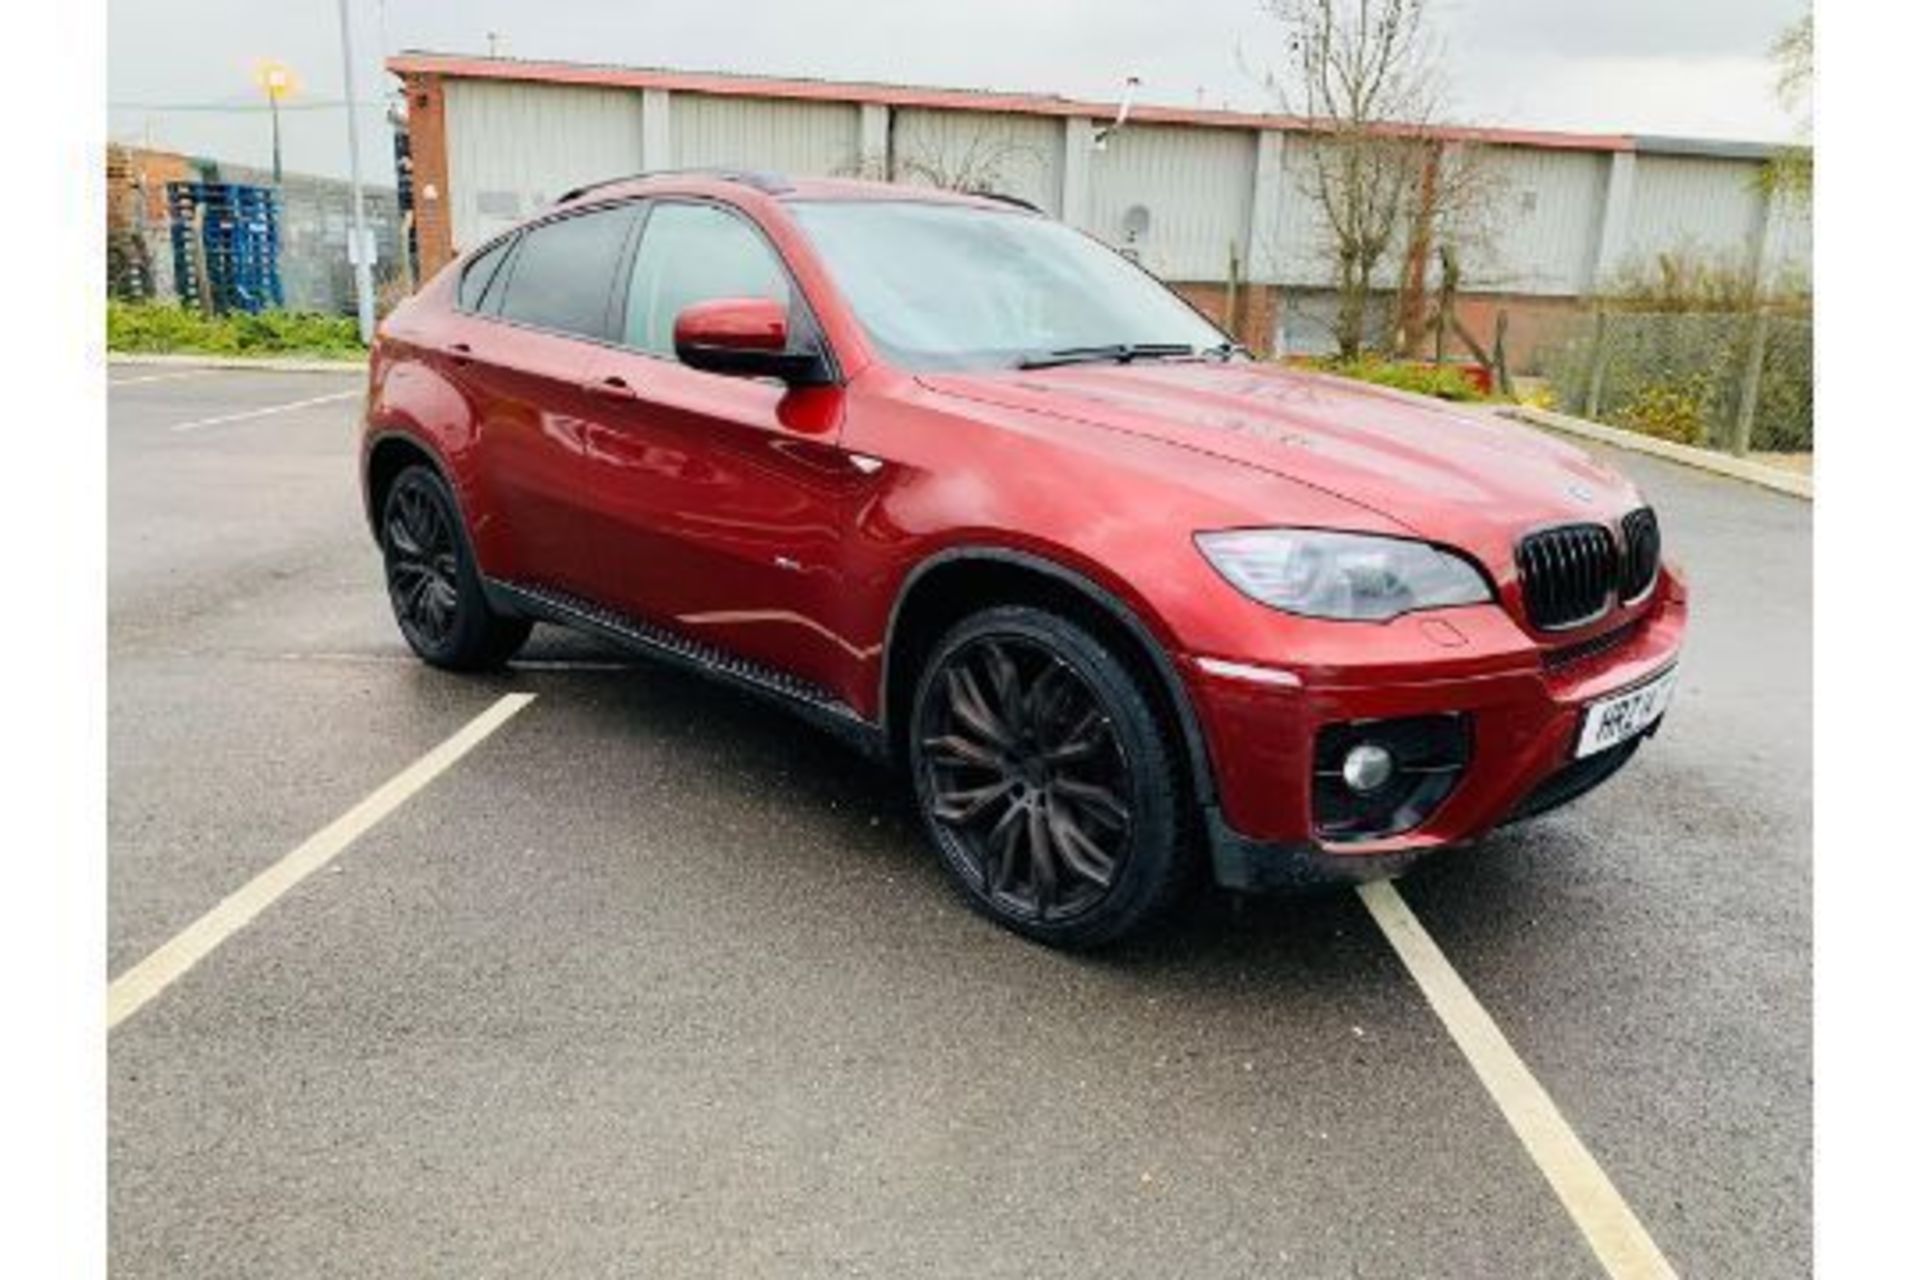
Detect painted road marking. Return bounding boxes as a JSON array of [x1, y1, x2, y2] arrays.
[[167, 389, 360, 433], [106, 693, 537, 1031], [1357, 880, 1678, 1280], [107, 368, 214, 387]]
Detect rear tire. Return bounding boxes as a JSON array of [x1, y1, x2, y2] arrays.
[[907, 605, 1190, 948], [379, 464, 531, 671]]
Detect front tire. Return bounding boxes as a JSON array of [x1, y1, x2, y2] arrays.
[[379, 464, 531, 671], [908, 605, 1189, 948]]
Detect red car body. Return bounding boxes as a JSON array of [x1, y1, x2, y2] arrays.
[[361, 172, 1685, 892]]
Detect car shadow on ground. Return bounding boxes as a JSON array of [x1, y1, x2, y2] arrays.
[[470, 625, 1589, 997]]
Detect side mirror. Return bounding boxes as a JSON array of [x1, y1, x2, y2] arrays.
[[672, 297, 830, 385]]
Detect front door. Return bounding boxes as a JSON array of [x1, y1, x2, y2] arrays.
[[576, 199, 865, 696]]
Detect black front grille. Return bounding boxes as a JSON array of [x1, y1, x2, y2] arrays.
[[1516, 523, 1618, 631], [1619, 507, 1661, 602]]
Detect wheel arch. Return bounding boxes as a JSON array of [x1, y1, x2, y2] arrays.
[[879, 546, 1217, 807], [363, 429, 460, 543]]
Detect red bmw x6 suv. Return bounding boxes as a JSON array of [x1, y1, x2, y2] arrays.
[[360, 169, 1685, 947]]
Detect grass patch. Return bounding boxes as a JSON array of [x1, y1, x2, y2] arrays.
[[1304, 355, 1489, 402], [108, 301, 365, 359]]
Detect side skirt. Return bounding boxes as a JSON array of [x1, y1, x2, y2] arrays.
[[485, 578, 889, 762]]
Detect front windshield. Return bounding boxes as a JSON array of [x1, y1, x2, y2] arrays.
[[787, 200, 1229, 371]]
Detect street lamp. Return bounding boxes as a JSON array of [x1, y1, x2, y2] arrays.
[[253, 60, 297, 185]]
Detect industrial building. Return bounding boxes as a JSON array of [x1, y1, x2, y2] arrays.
[[387, 53, 1811, 362]]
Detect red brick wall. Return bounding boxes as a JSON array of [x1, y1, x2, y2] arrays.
[[401, 73, 456, 278], [1169, 282, 1282, 356], [1448, 293, 1588, 374], [107, 145, 195, 227]]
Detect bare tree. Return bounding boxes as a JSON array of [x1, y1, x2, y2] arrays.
[[1254, 0, 1446, 358], [1762, 10, 1812, 203], [1396, 138, 1508, 359]]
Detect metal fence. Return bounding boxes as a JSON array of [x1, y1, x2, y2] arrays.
[[1541, 308, 1814, 454]]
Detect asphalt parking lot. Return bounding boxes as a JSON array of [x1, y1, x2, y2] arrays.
[[107, 364, 1810, 1279]]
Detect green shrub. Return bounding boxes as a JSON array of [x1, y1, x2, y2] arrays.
[[107, 301, 365, 358], [1615, 382, 1711, 445], [1306, 355, 1487, 402]]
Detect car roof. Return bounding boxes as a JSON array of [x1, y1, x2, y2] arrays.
[[557, 169, 1038, 213]]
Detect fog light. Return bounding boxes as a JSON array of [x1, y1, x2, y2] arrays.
[[1342, 743, 1395, 794]]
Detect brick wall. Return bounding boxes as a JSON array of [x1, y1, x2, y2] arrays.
[[1168, 282, 1282, 356], [400, 73, 456, 279]]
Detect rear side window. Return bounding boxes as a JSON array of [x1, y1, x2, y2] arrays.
[[495, 205, 639, 339], [622, 203, 791, 356], [456, 236, 514, 312]]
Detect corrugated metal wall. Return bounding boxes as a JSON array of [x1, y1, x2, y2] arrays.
[[434, 75, 1808, 302], [1623, 155, 1768, 277], [1262, 136, 1426, 289], [443, 80, 643, 250], [671, 94, 861, 176], [891, 108, 1065, 215], [1084, 124, 1256, 281], [1769, 199, 1813, 289], [1470, 146, 1609, 295], [1267, 137, 1344, 286]]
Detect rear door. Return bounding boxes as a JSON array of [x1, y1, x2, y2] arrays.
[[460, 201, 640, 594], [576, 199, 863, 695]]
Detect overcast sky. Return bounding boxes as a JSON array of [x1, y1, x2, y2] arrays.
[[107, 0, 1807, 183]]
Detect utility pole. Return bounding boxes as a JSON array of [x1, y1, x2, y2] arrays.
[[337, 0, 376, 343]]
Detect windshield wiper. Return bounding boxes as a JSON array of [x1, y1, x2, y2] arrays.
[[1202, 339, 1253, 362], [1016, 342, 1200, 370]]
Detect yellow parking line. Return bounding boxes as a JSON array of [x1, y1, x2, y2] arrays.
[[1358, 880, 1678, 1280], [107, 693, 536, 1031]]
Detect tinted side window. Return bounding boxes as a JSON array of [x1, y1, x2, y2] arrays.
[[495, 205, 638, 339], [456, 236, 514, 312], [623, 203, 792, 356]]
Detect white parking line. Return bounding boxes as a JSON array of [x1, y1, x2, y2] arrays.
[[1358, 880, 1678, 1280], [106, 693, 536, 1031], [167, 389, 360, 433], [108, 368, 214, 387]]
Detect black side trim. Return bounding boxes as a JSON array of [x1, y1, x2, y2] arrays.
[[488, 579, 887, 759], [880, 547, 1219, 806]]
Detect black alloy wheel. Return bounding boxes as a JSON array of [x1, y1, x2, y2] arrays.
[[380, 464, 531, 670], [385, 471, 462, 651], [909, 606, 1187, 947]]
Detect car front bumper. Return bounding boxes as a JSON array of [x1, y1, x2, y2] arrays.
[[1185, 573, 1689, 891]]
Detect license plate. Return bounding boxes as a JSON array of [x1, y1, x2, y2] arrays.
[[1575, 666, 1678, 759]]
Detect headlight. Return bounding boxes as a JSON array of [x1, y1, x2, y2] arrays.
[[1195, 529, 1490, 621]]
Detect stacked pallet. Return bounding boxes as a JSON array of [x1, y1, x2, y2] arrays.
[[167, 182, 285, 314], [106, 146, 156, 301]]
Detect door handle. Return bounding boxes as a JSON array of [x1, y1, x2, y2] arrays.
[[584, 375, 640, 400], [447, 341, 473, 365]]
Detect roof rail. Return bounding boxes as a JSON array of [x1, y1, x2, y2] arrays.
[[556, 167, 793, 204], [972, 190, 1042, 213]]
